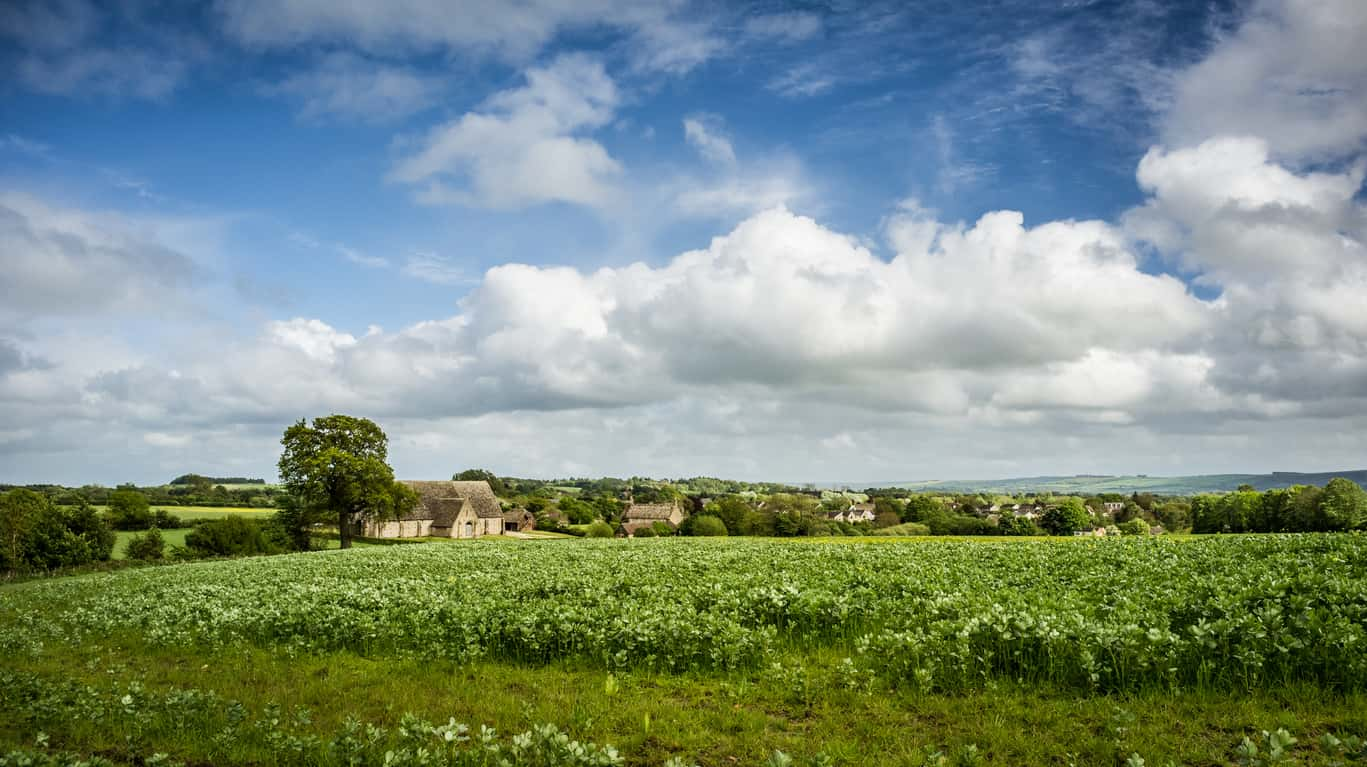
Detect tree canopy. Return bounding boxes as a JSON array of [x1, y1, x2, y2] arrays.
[[277, 415, 417, 549]]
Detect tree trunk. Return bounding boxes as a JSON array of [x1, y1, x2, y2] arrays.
[[338, 508, 351, 549]]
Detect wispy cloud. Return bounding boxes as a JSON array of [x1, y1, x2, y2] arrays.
[[683, 114, 736, 166], [266, 52, 441, 123], [401, 252, 473, 286]]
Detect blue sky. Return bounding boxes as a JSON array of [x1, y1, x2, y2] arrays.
[[2, 0, 1366, 485]]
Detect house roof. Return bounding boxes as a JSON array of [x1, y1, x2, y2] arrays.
[[401, 480, 505, 520], [623, 502, 679, 521]]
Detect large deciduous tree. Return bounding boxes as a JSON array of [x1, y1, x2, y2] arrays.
[[277, 415, 417, 549], [1041, 498, 1092, 536], [1320, 477, 1367, 531]]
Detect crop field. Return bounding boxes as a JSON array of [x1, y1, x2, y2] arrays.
[[3, 536, 1367, 765]]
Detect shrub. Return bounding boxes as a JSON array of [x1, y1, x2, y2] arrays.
[[183, 517, 280, 558], [1119, 518, 1150, 536], [873, 522, 931, 536], [650, 521, 674, 537], [1, 492, 114, 574], [999, 516, 1042, 536], [107, 489, 152, 530], [125, 527, 166, 560], [690, 515, 728, 536], [585, 521, 615, 538], [151, 509, 185, 529], [634, 525, 656, 538]]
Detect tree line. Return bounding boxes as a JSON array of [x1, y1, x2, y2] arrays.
[[1190, 479, 1367, 533]]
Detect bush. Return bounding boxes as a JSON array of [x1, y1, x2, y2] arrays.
[[151, 509, 185, 529], [1, 491, 114, 574], [634, 525, 656, 538], [584, 521, 615, 538], [183, 517, 280, 558], [690, 515, 728, 536], [107, 489, 152, 530], [1119, 518, 1149, 536], [125, 527, 166, 560], [873, 522, 931, 536], [999, 516, 1043, 536]]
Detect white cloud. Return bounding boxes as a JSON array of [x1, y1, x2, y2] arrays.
[[0, 0, 192, 100], [337, 246, 389, 269], [682, 115, 736, 167], [216, 0, 721, 74], [1126, 136, 1367, 410], [390, 54, 622, 209], [0, 193, 199, 318], [1164, 0, 1367, 160], [401, 252, 472, 285], [743, 12, 823, 43], [268, 52, 440, 122], [767, 63, 838, 98]]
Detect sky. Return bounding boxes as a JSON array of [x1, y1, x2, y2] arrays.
[[1, 0, 1366, 486]]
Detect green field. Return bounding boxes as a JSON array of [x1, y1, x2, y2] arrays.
[[111, 528, 191, 559], [3, 536, 1366, 765], [148, 505, 275, 520]]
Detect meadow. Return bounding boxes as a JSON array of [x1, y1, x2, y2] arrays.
[[3, 536, 1366, 765]]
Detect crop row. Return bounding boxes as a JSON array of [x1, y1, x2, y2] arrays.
[[3, 536, 1365, 692]]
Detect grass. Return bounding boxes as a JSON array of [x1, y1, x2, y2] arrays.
[[3, 632, 1364, 765], [111, 528, 191, 559]]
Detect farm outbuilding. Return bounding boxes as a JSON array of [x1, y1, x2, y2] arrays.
[[357, 480, 505, 539], [618, 500, 686, 537], [503, 507, 536, 532]]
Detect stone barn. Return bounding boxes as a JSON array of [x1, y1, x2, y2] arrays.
[[619, 499, 686, 537], [358, 480, 505, 539], [503, 507, 536, 532]]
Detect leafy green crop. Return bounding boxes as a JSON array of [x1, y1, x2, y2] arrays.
[[3, 536, 1365, 693]]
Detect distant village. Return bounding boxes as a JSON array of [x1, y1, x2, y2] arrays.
[[353, 477, 1176, 540]]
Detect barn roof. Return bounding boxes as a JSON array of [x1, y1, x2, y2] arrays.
[[622, 502, 679, 521], [401, 480, 505, 520]]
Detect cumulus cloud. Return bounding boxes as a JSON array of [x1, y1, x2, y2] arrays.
[[390, 54, 621, 209], [1164, 0, 1367, 160], [268, 52, 440, 122], [0, 193, 198, 317], [48, 205, 1210, 435], [1126, 136, 1367, 413]]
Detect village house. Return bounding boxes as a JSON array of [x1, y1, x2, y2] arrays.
[[357, 480, 505, 539], [1103, 501, 1125, 514], [845, 502, 876, 523], [619, 499, 686, 537], [1073, 527, 1108, 537]]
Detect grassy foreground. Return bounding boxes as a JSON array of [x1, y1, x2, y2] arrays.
[[4, 635, 1365, 766], [3, 536, 1366, 765]]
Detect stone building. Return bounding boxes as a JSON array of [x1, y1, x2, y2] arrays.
[[357, 480, 505, 539], [619, 499, 686, 536]]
